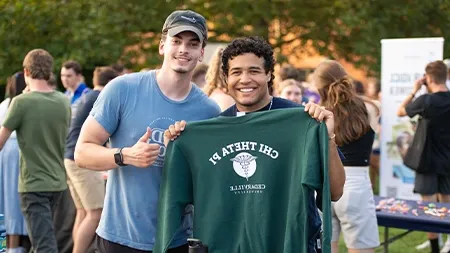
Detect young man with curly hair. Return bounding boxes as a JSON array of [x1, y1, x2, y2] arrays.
[[163, 36, 345, 252], [167, 36, 344, 200]]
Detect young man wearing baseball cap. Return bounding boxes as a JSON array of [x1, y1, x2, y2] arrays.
[[74, 10, 220, 253]]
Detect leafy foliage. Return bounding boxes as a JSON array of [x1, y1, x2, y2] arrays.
[[0, 0, 449, 86]]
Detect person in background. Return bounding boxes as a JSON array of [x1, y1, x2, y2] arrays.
[[277, 63, 320, 103], [364, 78, 382, 190], [61, 60, 89, 104], [353, 79, 365, 96], [366, 78, 380, 101], [140, 68, 151, 72], [191, 63, 208, 88], [48, 73, 58, 90], [203, 47, 235, 111], [58, 60, 91, 253], [111, 64, 131, 76], [64, 67, 118, 253], [397, 60, 450, 253], [0, 49, 71, 253], [440, 58, 450, 253], [277, 78, 308, 104], [314, 60, 380, 253], [0, 72, 28, 253], [443, 59, 450, 89]]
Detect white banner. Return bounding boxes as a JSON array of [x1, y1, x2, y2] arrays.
[[380, 37, 444, 200]]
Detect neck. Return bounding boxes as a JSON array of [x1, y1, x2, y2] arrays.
[[430, 83, 449, 93], [156, 68, 193, 101], [93, 86, 104, 91], [236, 94, 272, 112], [28, 79, 53, 92], [70, 82, 82, 93]]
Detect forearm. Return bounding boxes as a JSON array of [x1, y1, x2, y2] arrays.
[[397, 91, 417, 117], [328, 141, 345, 201], [0, 127, 13, 151], [74, 142, 118, 171]]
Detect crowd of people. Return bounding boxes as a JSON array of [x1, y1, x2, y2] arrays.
[[0, 8, 448, 253]]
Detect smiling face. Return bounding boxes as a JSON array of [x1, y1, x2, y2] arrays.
[[226, 53, 271, 112], [159, 31, 204, 74]]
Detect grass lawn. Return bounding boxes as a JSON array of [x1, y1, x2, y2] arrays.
[[338, 227, 431, 252]]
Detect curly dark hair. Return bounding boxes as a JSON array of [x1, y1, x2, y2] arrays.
[[221, 36, 275, 93]]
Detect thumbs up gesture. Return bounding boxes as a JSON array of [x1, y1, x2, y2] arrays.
[[122, 127, 161, 168]]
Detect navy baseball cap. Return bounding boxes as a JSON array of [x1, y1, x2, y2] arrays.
[[162, 10, 208, 44]]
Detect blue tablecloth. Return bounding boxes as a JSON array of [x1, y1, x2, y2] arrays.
[[375, 196, 450, 233]]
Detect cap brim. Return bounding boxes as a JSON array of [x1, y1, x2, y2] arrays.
[[168, 26, 203, 43]]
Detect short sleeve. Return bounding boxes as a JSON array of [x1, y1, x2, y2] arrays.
[[89, 78, 124, 135], [2, 97, 24, 131], [406, 94, 427, 118], [154, 142, 193, 253]]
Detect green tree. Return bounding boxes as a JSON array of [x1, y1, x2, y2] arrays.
[[191, 0, 450, 76], [1, 0, 450, 87], [305, 0, 450, 76], [0, 0, 180, 86]]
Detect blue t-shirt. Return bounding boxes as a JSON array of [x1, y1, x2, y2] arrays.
[[90, 70, 220, 250]]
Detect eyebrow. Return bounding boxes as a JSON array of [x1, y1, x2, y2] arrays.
[[230, 66, 263, 71], [173, 34, 200, 43]]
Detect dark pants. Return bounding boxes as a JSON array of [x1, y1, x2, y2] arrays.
[[52, 188, 77, 253], [19, 191, 64, 253], [95, 235, 188, 253]]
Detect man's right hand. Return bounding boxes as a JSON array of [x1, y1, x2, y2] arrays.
[[413, 76, 426, 94], [122, 127, 160, 168], [164, 120, 186, 146]]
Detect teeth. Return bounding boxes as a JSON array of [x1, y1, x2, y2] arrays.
[[240, 88, 254, 93]]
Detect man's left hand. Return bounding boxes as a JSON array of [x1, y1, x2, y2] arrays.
[[303, 102, 335, 137]]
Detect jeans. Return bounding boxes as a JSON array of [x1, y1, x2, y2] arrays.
[[20, 191, 64, 253]]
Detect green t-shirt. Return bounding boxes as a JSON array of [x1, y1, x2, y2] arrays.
[[3, 91, 71, 193], [154, 108, 331, 253]]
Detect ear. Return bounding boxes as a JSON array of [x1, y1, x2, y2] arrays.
[[427, 75, 434, 86], [222, 71, 228, 83], [159, 40, 165, 56], [23, 68, 30, 77], [198, 48, 205, 62], [266, 71, 272, 83]]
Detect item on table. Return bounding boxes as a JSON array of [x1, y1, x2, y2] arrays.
[[377, 198, 450, 218]]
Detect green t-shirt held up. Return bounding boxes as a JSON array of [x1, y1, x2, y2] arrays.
[[3, 91, 71, 193], [154, 108, 331, 253]]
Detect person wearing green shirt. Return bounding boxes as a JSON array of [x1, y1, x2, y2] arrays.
[[161, 37, 345, 252], [0, 49, 71, 253]]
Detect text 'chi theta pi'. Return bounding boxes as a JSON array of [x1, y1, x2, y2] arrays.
[[208, 141, 279, 165]]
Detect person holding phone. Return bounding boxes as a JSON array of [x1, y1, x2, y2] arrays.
[[397, 60, 450, 253]]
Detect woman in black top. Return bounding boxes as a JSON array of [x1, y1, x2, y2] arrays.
[[313, 60, 380, 253]]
